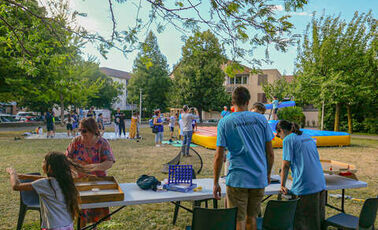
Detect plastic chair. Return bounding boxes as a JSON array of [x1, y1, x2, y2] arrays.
[[257, 199, 299, 230], [186, 207, 238, 230], [323, 197, 377, 230], [17, 173, 41, 230]]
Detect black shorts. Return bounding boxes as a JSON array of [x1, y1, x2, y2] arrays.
[[47, 124, 54, 131], [170, 127, 174, 132], [66, 124, 73, 131], [273, 108, 278, 114]]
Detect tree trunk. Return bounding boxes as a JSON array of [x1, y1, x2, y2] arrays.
[[334, 103, 341, 131], [60, 93, 64, 126], [346, 104, 353, 134], [198, 108, 203, 123]]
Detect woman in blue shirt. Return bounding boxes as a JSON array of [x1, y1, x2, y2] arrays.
[[153, 110, 164, 147], [277, 120, 326, 230]]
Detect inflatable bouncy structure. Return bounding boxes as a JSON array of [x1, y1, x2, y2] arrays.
[[191, 101, 350, 149]]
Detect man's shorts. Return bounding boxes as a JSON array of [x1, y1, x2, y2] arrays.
[[66, 124, 73, 131], [226, 186, 265, 221], [170, 126, 174, 132], [47, 123, 54, 132]]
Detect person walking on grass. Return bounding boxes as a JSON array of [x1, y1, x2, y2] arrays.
[[45, 110, 54, 138], [213, 86, 274, 230], [64, 113, 73, 137], [168, 113, 177, 142], [277, 120, 326, 230], [97, 113, 105, 136], [181, 105, 199, 156], [153, 110, 164, 147]]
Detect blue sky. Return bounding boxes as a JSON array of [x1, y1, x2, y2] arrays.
[[69, 0, 377, 75]]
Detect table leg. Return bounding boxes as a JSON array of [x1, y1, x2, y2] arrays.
[[213, 198, 218, 209], [341, 189, 345, 213], [172, 201, 181, 225]]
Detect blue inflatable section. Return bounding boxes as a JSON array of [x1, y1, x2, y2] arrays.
[[264, 101, 296, 110], [268, 120, 349, 136]]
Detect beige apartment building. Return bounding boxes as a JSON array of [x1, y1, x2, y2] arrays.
[[223, 67, 282, 107]]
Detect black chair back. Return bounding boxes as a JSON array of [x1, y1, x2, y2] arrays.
[[20, 173, 41, 208], [358, 197, 378, 228], [191, 207, 238, 230], [262, 199, 299, 230]]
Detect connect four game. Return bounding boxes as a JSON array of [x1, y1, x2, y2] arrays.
[[164, 165, 197, 192]]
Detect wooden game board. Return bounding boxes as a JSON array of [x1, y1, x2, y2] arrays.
[[320, 159, 357, 175], [74, 176, 124, 204]]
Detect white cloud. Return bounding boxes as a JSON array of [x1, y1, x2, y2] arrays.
[[291, 11, 310, 16], [272, 5, 284, 11]]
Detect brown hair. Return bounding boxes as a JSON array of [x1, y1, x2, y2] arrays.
[[276, 120, 303, 135], [80, 117, 100, 136], [44, 152, 86, 219], [232, 86, 250, 107], [252, 102, 266, 114]]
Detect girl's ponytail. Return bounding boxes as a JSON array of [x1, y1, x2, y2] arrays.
[[276, 120, 302, 135], [290, 122, 303, 135]]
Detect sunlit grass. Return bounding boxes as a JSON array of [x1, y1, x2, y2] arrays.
[[0, 126, 376, 229]]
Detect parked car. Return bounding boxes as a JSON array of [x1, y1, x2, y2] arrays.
[[16, 112, 37, 121], [0, 114, 18, 123]]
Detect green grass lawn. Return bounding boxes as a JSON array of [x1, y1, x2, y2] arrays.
[[0, 126, 377, 229]]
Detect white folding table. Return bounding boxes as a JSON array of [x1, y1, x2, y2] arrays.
[[78, 175, 367, 229]]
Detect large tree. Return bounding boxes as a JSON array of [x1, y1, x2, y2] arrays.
[[294, 11, 377, 133], [171, 30, 230, 121], [127, 31, 171, 114], [0, 0, 119, 118]]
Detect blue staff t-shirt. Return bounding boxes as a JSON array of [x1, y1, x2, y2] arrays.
[[217, 111, 274, 188], [221, 110, 230, 118], [283, 133, 326, 195]]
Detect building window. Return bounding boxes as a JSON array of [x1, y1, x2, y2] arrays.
[[257, 93, 267, 103], [228, 74, 249, 85], [258, 74, 268, 85]]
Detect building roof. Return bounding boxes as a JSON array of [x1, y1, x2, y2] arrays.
[[284, 75, 295, 83], [100, 67, 132, 80]]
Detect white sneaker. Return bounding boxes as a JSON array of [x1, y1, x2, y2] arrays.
[[156, 144, 160, 147]]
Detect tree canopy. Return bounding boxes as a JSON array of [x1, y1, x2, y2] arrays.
[[2, 0, 309, 67], [171, 30, 230, 120], [293, 11, 377, 133], [0, 0, 121, 114], [127, 31, 171, 114]]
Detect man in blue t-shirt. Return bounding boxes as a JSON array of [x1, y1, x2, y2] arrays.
[[277, 120, 326, 229], [213, 86, 274, 230], [220, 106, 230, 118]]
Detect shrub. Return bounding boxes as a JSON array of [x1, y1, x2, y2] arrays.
[[362, 118, 378, 134], [277, 107, 306, 128]]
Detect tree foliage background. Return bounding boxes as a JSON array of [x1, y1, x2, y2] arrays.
[[0, 0, 121, 116], [127, 31, 171, 114], [171, 30, 230, 121], [263, 11, 377, 133]]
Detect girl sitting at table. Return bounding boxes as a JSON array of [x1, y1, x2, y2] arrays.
[[6, 152, 85, 230], [277, 120, 326, 230]]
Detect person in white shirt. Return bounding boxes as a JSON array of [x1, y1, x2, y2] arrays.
[[181, 105, 199, 156]]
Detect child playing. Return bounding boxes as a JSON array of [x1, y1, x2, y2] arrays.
[[6, 152, 85, 230], [64, 114, 73, 137], [97, 113, 105, 136], [251, 102, 266, 115]]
